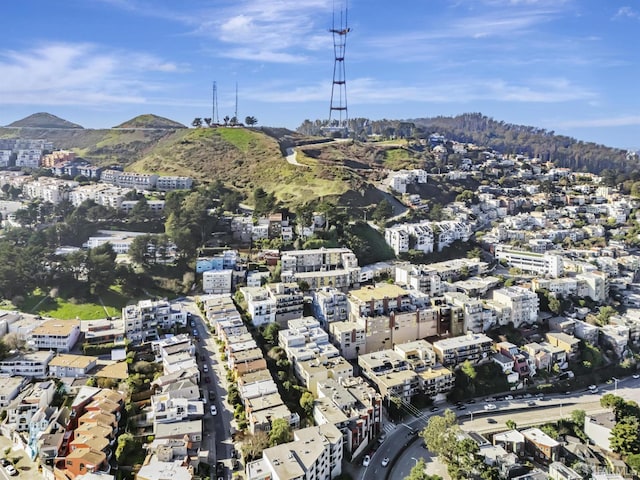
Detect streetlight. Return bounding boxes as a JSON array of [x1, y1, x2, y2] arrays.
[[612, 377, 619, 393]]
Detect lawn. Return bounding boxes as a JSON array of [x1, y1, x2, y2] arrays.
[[20, 288, 131, 320]]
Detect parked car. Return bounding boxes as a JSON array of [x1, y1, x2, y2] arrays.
[[430, 406, 439, 412], [504, 395, 514, 401], [362, 455, 371, 467], [203, 364, 209, 373], [527, 401, 536, 406], [588, 384, 597, 391], [466, 398, 476, 404], [210, 405, 217, 416], [378, 433, 387, 444], [633, 374, 640, 379], [381, 457, 390, 467], [0, 459, 10, 467], [456, 404, 466, 410], [484, 403, 497, 411], [216, 461, 225, 477], [4, 465, 18, 476]]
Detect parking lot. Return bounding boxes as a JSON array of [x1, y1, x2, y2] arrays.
[[0, 435, 41, 480]]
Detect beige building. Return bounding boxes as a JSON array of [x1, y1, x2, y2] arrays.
[[31, 319, 81, 352], [432, 333, 494, 367], [294, 355, 353, 396], [49, 354, 98, 377], [247, 424, 343, 480]]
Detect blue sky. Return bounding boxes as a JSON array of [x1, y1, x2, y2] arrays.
[[1, 0, 639, 149]]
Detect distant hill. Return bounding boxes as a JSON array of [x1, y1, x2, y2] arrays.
[[114, 114, 186, 129], [6, 112, 83, 129], [408, 113, 635, 174]]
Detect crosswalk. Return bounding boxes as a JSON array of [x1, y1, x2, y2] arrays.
[[382, 423, 398, 434]]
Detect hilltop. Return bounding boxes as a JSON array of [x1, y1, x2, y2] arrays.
[[114, 114, 186, 129], [6, 112, 83, 129]]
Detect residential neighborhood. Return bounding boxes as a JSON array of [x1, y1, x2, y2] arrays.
[[2, 129, 640, 480]]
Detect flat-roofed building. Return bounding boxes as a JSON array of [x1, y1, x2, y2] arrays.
[[432, 333, 494, 367], [294, 355, 353, 396], [545, 332, 580, 359], [0, 351, 54, 377], [31, 319, 81, 352], [328, 321, 366, 360], [521, 427, 560, 463], [49, 354, 98, 377], [80, 318, 126, 346], [0, 376, 26, 408], [247, 424, 343, 480]]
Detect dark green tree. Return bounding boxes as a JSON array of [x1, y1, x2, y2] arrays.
[[268, 418, 292, 446]]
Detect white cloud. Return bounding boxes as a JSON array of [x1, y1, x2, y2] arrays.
[[614, 6, 640, 19], [0, 42, 181, 106]]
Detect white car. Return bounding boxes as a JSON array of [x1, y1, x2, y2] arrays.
[[203, 364, 209, 373], [484, 403, 497, 411], [504, 395, 513, 401], [4, 465, 18, 476], [362, 455, 370, 467], [588, 384, 597, 391], [381, 457, 390, 467], [210, 405, 217, 416], [633, 374, 640, 379]]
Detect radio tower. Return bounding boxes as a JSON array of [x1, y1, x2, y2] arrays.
[[212, 81, 219, 124], [328, 0, 350, 134]]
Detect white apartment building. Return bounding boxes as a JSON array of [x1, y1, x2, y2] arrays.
[[576, 271, 608, 303], [0, 351, 54, 377], [312, 287, 349, 326], [202, 269, 233, 294], [432, 333, 494, 367], [0, 150, 11, 167], [492, 286, 539, 328], [385, 220, 471, 255], [101, 169, 159, 190], [122, 300, 188, 344], [241, 286, 276, 326], [22, 178, 78, 204], [30, 319, 81, 352], [247, 424, 343, 480], [15, 149, 42, 168], [85, 230, 150, 254], [155, 176, 193, 191], [280, 247, 361, 289], [494, 244, 563, 278]]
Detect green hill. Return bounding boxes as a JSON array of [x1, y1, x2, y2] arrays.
[[114, 114, 186, 129], [6, 112, 83, 129]]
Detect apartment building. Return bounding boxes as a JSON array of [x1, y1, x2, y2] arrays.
[[444, 292, 494, 333], [6, 381, 56, 432], [295, 355, 353, 396], [122, 299, 188, 344], [491, 286, 540, 328], [241, 286, 276, 326], [80, 318, 126, 346], [385, 220, 472, 255], [100, 169, 159, 190], [314, 377, 382, 457], [0, 351, 55, 377], [0, 376, 26, 408], [279, 247, 361, 290], [15, 149, 42, 168], [155, 176, 193, 191], [266, 283, 304, 326], [545, 332, 580, 360], [432, 333, 494, 367], [395, 264, 443, 296], [202, 269, 233, 294], [49, 354, 98, 377], [312, 287, 349, 326], [30, 319, 81, 352], [247, 424, 343, 480], [494, 244, 563, 278], [0, 150, 11, 167], [22, 178, 77, 204], [328, 321, 366, 360]]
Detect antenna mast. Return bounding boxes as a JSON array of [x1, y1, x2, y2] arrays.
[[234, 82, 238, 124], [328, 0, 350, 134], [212, 81, 219, 124]]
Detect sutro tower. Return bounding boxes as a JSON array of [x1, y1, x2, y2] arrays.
[[328, 0, 350, 131]]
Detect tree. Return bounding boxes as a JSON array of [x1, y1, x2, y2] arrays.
[[268, 418, 292, 446], [548, 295, 562, 315], [1, 333, 25, 351], [245, 116, 258, 126], [597, 305, 617, 325], [300, 391, 315, 417], [371, 199, 393, 223], [128, 234, 152, 265], [241, 431, 270, 462], [115, 433, 141, 462], [626, 453, 640, 473], [192, 117, 203, 128], [505, 420, 517, 430], [610, 416, 640, 455], [421, 409, 459, 464], [404, 458, 442, 480], [86, 243, 117, 294], [262, 323, 280, 345], [571, 409, 586, 429], [204, 118, 212, 127]]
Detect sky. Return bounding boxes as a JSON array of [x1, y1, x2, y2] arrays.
[[1, 0, 639, 149]]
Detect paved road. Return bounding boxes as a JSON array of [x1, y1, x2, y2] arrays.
[[183, 297, 237, 478], [354, 375, 640, 480]]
